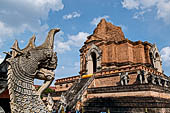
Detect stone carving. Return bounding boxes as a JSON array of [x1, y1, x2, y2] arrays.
[[58, 75, 94, 112], [148, 74, 169, 87], [119, 72, 129, 85], [0, 106, 5, 113], [157, 76, 162, 86], [47, 93, 54, 112], [0, 55, 10, 94], [162, 78, 169, 87], [150, 44, 163, 73], [150, 74, 157, 85], [136, 70, 170, 87], [6, 28, 59, 113], [0, 79, 7, 95], [137, 70, 149, 84], [60, 94, 67, 110]]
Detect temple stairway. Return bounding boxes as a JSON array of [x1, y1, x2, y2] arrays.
[[59, 75, 94, 110]]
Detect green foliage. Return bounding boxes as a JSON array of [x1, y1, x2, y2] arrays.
[[44, 87, 55, 94], [36, 86, 55, 94]]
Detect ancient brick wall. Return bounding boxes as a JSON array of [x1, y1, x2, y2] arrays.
[[79, 19, 153, 75]]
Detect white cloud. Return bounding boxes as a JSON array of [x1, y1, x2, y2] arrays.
[[0, 21, 14, 37], [55, 41, 71, 53], [121, 0, 139, 9], [133, 11, 145, 19], [157, 1, 170, 24], [20, 40, 25, 43], [68, 32, 89, 47], [121, 0, 158, 10], [90, 16, 110, 26], [61, 66, 65, 70], [121, 0, 170, 24], [160, 46, 170, 65], [63, 12, 80, 20], [54, 31, 90, 53], [54, 31, 71, 53], [0, 0, 64, 38]]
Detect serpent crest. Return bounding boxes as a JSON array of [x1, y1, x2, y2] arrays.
[[6, 28, 59, 113]]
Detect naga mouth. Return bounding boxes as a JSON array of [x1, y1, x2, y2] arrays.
[[36, 68, 55, 81], [35, 51, 57, 81]]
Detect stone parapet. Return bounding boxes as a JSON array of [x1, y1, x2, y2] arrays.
[[83, 96, 170, 113], [87, 84, 170, 98], [55, 65, 166, 91], [55, 75, 80, 85]]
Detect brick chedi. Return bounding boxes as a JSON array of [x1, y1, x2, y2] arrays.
[[87, 18, 125, 42], [55, 19, 169, 113], [80, 18, 162, 75]]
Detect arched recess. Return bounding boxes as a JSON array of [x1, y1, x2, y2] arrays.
[[149, 44, 163, 73], [86, 44, 102, 74]]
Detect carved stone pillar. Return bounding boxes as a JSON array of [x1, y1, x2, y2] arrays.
[[157, 77, 162, 86], [151, 74, 156, 85], [137, 70, 148, 84], [119, 72, 129, 86]]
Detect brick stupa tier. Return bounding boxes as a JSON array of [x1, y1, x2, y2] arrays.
[[80, 19, 161, 75], [54, 19, 169, 113]]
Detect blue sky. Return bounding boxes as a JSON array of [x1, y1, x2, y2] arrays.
[[0, 0, 170, 85]]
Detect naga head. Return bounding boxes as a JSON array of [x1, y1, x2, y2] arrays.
[[7, 28, 59, 81]]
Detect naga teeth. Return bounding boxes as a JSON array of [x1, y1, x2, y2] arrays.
[[39, 68, 54, 74]]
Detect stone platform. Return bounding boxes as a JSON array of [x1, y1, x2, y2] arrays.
[[84, 84, 170, 113]]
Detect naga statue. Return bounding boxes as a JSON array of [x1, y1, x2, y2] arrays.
[[6, 28, 59, 113]]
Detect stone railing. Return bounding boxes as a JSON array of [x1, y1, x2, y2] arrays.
[[55, 75, 80, 85], [58, 75, 94, 111], [119, 69, 170, 88]]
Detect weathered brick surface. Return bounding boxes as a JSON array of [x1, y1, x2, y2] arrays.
[[79, 19, 153, 74], [54, 19, 169, 112], [83, 96, 170, 113]]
